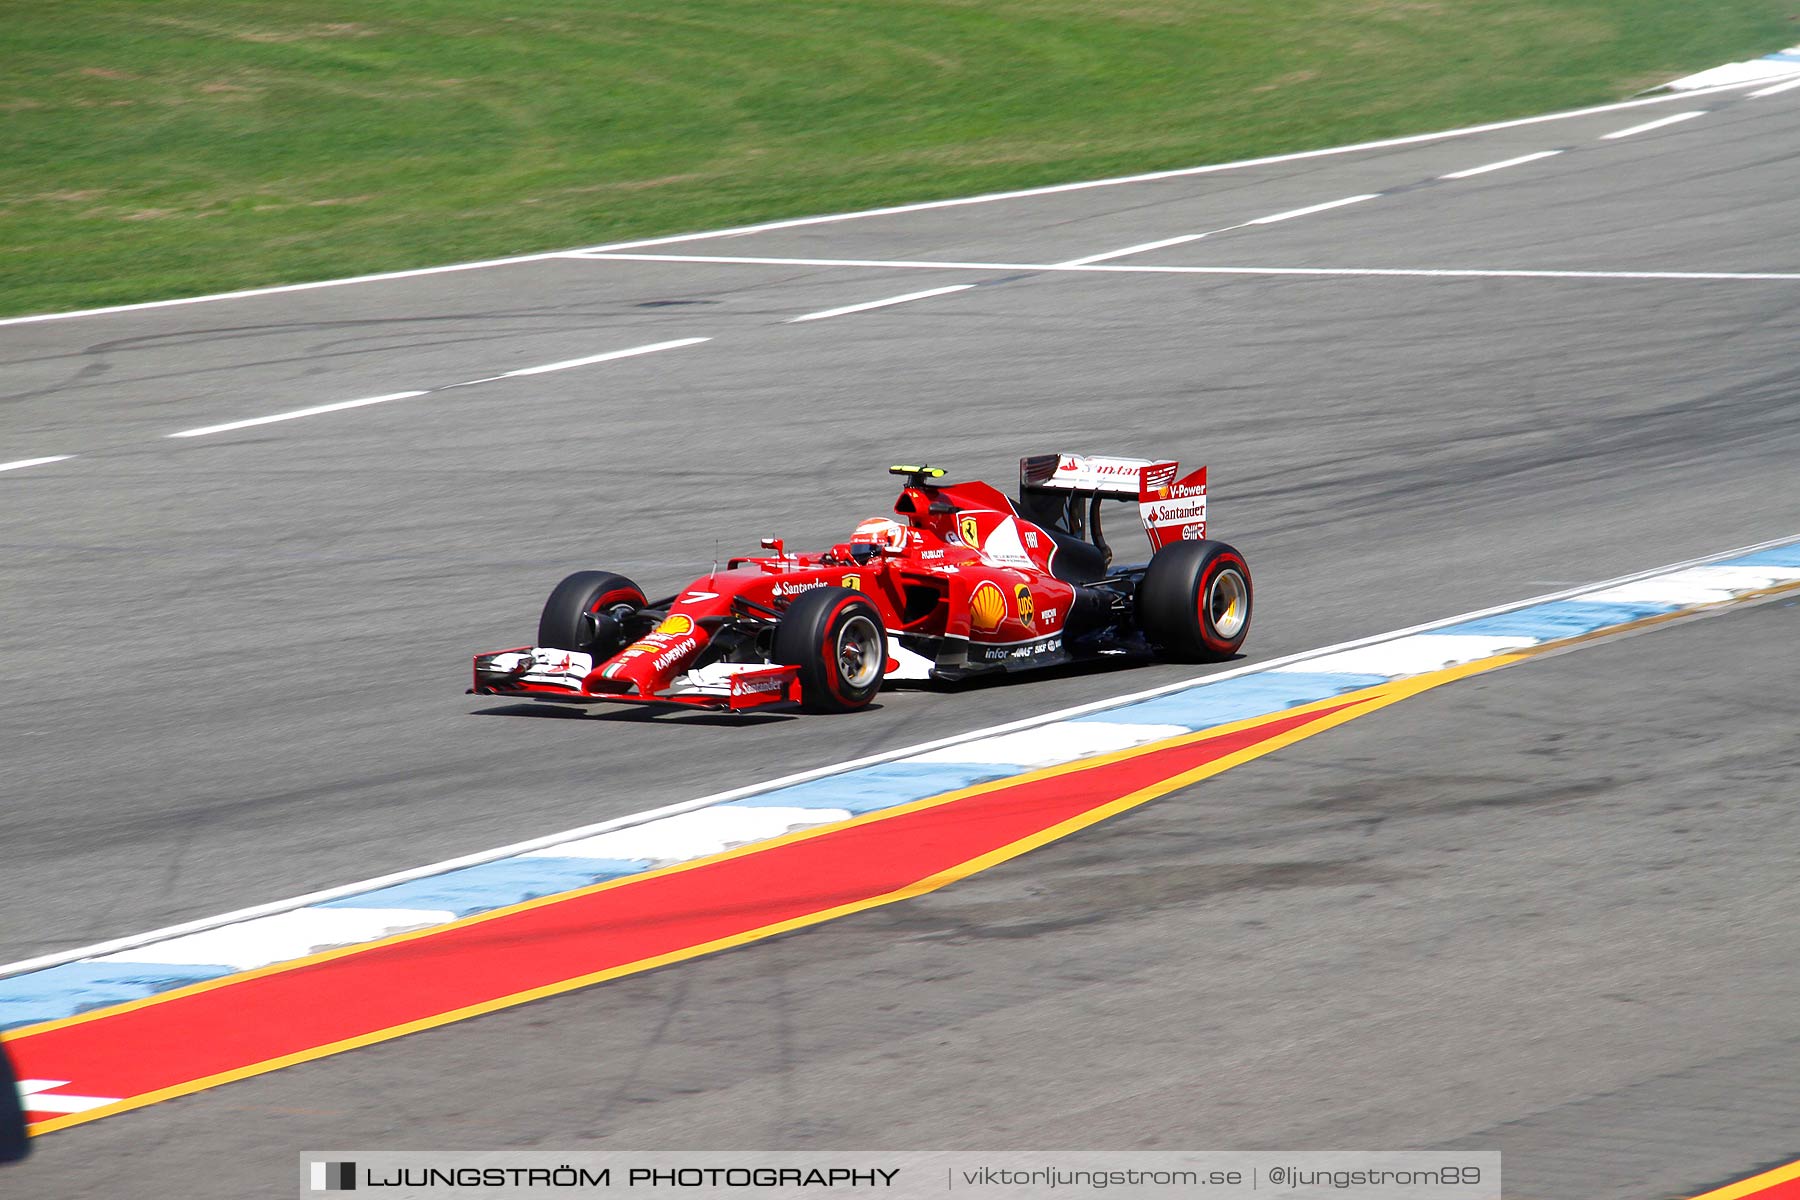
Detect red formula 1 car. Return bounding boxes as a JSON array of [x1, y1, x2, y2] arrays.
[[471, 454, 1251, 713]]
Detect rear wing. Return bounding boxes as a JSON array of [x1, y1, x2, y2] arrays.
[[1019, 453, 1207, 554], [1021, 452, 1166, 497]]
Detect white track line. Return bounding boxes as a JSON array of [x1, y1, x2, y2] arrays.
[[1057, 233, 1209, 267], [168, 338, 709, 437], [167, 391, 429, 439], [1249, 194, 1382, 224], [0, 252, 571, 330], [579, 252, 1800, 284], [1603, 111, 1708, 139], [491, 337, 710, 375], [1750, 76, 1800, 98], [787, 285, 973, 323], [0, 455, 73, 473], [6, 529, 1797, 981], [1440, 150, 1565, 179], [0, 80, 1769, 329]]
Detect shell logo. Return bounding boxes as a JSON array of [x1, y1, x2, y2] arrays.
[[969, 581, 1006, 634], [1014, 583, 1034, 628], [959, 514, 982, 549], [655, 614, 695, 636]]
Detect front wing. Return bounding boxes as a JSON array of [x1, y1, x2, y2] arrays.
[[471, 648, 802, 712]]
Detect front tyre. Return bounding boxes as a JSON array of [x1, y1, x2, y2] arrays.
[[537, 571, 648, 657], [773, 587, 888, 712], [1137, 540, 1252, 661]]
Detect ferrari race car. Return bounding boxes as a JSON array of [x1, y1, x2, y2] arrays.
[[471, 455, 1251, 714]]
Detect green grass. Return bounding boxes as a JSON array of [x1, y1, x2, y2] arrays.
[[1, 0, 1794, 316]]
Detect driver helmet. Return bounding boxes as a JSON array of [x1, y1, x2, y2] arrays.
[[851, 517, 909, 553]]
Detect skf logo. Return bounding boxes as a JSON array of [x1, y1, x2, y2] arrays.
[[1014, 584, 1035, 628], [310, 1162, 356, 1191], [841, 574, 861, 592], [958, 515, 982, 549]]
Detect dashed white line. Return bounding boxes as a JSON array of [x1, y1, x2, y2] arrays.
[[579, 252, 1800, 283], [493, 337, 711, 375], [1602, 111, 1708, 139], [1056, 233, 1209, 267], [167, 338, 710, 438], [786, 285, 973, 323], [167, 391, 431, 439], [1248, 193, 1382, 224], [441, 337, 713, 387], [1440, 150, 1565, 179], [1750, 76, 1800, 99], [574, 251, 971, 269], [0, 78, 1769, 329], [0, 455, 74, 473]]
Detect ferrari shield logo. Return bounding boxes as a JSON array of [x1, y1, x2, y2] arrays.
[[1014, 583, 1035, 628], [841, 574, 861, 592], [959, 514, 981, 548]]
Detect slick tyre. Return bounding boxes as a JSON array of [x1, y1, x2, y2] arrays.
[[537, 571, 647, 656], [774, 587, 887, 713], [1137, 540, 1252, 661]]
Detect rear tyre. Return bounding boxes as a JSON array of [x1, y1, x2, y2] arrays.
[[1137, 540, 1252, 661], [773, 587, 888, 712], [537, 571, 647, 657]]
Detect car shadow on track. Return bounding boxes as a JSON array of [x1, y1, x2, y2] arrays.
[[467, 651, 1244, 728], [914, 651, 1245, 695], [467, 701, 807, 727]]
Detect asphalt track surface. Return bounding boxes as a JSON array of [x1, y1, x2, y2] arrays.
[[3, 83, 1799, 1196]]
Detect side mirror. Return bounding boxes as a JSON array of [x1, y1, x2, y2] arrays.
[[0, 1038, 28, 1163]]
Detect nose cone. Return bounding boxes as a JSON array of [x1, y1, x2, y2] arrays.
[[585, 624, 706, 696]]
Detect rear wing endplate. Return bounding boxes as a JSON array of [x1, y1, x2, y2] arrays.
[[1136, 462, 1207, 550]]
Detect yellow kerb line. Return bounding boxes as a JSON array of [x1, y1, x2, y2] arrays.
[[1686, 1158, 1800, 1200]]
